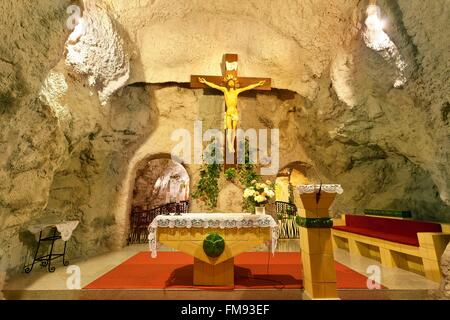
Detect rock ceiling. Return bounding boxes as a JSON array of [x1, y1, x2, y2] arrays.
[[105, 0, 359, 99]]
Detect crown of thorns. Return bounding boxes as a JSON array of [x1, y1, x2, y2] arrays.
[[223, 74, 239, 87]]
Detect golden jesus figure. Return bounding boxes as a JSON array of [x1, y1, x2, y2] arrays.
[[198, 75, 265, 153]]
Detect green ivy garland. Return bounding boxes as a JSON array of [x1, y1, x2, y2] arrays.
[[224, 168, 237, 181], [191, 139, 261, 211], [237, 140, 259, 186], [191, 162, 221, 209], [295, 216, 333, 228], [191, 143, 222, 209], [237, 140, 261, 212]]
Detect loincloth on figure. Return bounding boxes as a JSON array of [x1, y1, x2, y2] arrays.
[[223, 111, 239, 129]]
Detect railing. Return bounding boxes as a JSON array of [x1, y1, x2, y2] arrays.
[[275, 201, 297, 216], [128, 201, 189, 244], [278, 218, 300, 239], [275, 201, 299, 239]]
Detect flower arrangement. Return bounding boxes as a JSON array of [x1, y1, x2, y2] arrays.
[[243, 179, 275, 207]]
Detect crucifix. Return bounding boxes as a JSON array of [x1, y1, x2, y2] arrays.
[[191, 54, 271, 169]]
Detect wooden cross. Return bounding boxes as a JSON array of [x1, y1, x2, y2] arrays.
[[190, 54, 271, 169]]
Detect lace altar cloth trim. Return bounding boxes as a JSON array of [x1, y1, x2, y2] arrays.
[[148, 213, 279, 258], [27, 221, 79, 241], [297, 184, 344, 195]]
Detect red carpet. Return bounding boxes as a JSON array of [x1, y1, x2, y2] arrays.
[[85, 252, 384, 290]]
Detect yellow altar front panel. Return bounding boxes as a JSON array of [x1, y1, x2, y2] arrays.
[[157, 227, 271, 265]]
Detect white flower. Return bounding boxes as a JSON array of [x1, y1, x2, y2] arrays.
[[264, 188, 275, 198], [255, 195, 267, 203], [243, 188, 254, 198]]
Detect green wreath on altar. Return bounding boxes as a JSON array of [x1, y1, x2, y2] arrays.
[[203, 233, 225, 258]]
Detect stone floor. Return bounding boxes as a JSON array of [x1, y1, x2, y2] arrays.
[[2, 239, 440, 300]]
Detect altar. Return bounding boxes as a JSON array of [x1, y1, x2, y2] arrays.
[[148, 213, 279, 286]]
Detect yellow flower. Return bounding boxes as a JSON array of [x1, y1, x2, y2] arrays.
[[255, 195, 267, 203], [256, 183, 265, 189]]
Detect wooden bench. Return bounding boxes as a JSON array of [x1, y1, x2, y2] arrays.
[[332, 214, 450, 282]]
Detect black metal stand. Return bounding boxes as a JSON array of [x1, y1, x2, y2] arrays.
[[24, 227, 70, 273]]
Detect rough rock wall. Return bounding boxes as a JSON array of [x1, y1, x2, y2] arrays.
[[0, 1, 156, 273], [0, 0, 72, 275], [41, 71, 157, 258], [395, 0, 450, 205], [314, 0, 450, 220], [65, 1, 130, 105], [1, 63, 156, 272], [298, 73, 450, 220]]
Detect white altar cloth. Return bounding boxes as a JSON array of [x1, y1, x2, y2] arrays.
[[298, 184, 344, 194], [148, 213, 279, 258]]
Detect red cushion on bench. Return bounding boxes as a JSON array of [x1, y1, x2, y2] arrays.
[[333, 226, 420, 246], [333, 215, 442, 247]]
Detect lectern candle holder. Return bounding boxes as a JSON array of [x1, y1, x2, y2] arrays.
[[297, 184, 343, 299]]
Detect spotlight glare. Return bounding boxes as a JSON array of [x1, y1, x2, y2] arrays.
[[362, 4, 408, 88]]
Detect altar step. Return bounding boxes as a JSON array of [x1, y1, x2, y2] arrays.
[[84, 252, 382, 290]]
